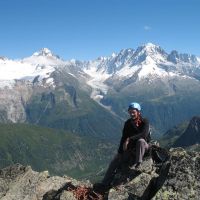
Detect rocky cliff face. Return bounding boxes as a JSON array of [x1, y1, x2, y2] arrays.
[[0, 148, 199, 200], [0, 81, 33, 123]]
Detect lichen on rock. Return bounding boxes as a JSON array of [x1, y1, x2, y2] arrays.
[[0, 148, 199, 200]]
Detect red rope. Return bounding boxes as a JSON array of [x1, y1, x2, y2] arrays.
[[67, 184, 103, 200]]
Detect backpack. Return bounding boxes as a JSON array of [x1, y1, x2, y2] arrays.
[[146, 128, 152, 143], [151, 145, 170, 163]]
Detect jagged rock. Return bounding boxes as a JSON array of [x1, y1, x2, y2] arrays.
[[153, 148, 200, 200], [107, 148, 199, 200], [0, 148, 199, 200], [0, 163, 83, 200]]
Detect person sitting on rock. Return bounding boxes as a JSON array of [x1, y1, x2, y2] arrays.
[[95, 102, 150, 190]]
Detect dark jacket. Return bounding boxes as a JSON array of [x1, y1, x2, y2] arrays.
[[118, 118, 150, 154]]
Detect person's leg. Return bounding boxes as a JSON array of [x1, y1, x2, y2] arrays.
[[102, 154, 123, 186], [135, 138, 149, 164]]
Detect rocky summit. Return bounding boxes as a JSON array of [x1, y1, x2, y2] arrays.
[[0, 147, 199, 200]]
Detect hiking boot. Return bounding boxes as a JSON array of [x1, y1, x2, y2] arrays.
[[134, 162, 142, 170], [129, 162, 141, 170], [129, 163, 137, 170]]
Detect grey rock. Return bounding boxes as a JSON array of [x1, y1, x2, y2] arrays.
[[0, 148, 199, 200], [106, 148, 199, 200], [60, 191, 76, 200], [0, 164, 78, 200]]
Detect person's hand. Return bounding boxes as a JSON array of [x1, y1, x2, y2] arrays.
[[129, 135, 137, 141], [123, 137, 130, 151]]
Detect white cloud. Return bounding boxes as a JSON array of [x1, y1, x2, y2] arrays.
[[144, 25, 151, 31]]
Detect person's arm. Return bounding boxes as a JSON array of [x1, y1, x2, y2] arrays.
[[130, 119, 150, 141], [118, 121, 129, 154]]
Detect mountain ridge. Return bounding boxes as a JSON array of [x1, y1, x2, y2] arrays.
[[174, 116, 200, 147], [159, 115, 200, 150], [1, 43, 200, 135], [1, 43, 200, 91]]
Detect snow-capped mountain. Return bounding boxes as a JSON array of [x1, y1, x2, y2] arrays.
[[32, 48, 58, 57], [81, 43, 200, 101], [167, 50, 198, 64], [0, 49, 54, 87], [22, 48, 65, 66], [0, 48, 84, 89], [1, 43, 200, 135], [1, 43, 199, 92], [80, 43, 200, 134], [84, 43, 200, 80]]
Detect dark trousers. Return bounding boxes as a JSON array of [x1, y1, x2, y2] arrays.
[[102, 138, 149, 186]]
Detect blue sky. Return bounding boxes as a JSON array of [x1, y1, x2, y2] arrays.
[[0, 0, 199, 60]]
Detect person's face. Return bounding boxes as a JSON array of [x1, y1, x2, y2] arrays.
[[128, 109, 139, 120]]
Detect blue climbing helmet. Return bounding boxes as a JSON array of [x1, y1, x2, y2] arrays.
[[128, 102, 141, 111]]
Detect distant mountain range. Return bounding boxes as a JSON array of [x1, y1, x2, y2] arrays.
[[0, 48, 122, 139], [1, 43, 200, 135]]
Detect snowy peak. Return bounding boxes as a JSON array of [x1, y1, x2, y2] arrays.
[[84, 43, 170, 83], [0, 48, 64, 88], [0, 56, 8, 61], [116, 48, 135, 61], [85, 48, 135, 75], [81, 43, 200, 101], [22, 48, 65, 66], [0, 57, 56, 86], [32, 48, 59, 58], [167, 50, 198, 64], [137, 43, 160, 51], [132, 43, 168, 64], [135, 43, 166, 55], [107, 48, 135, 71]]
